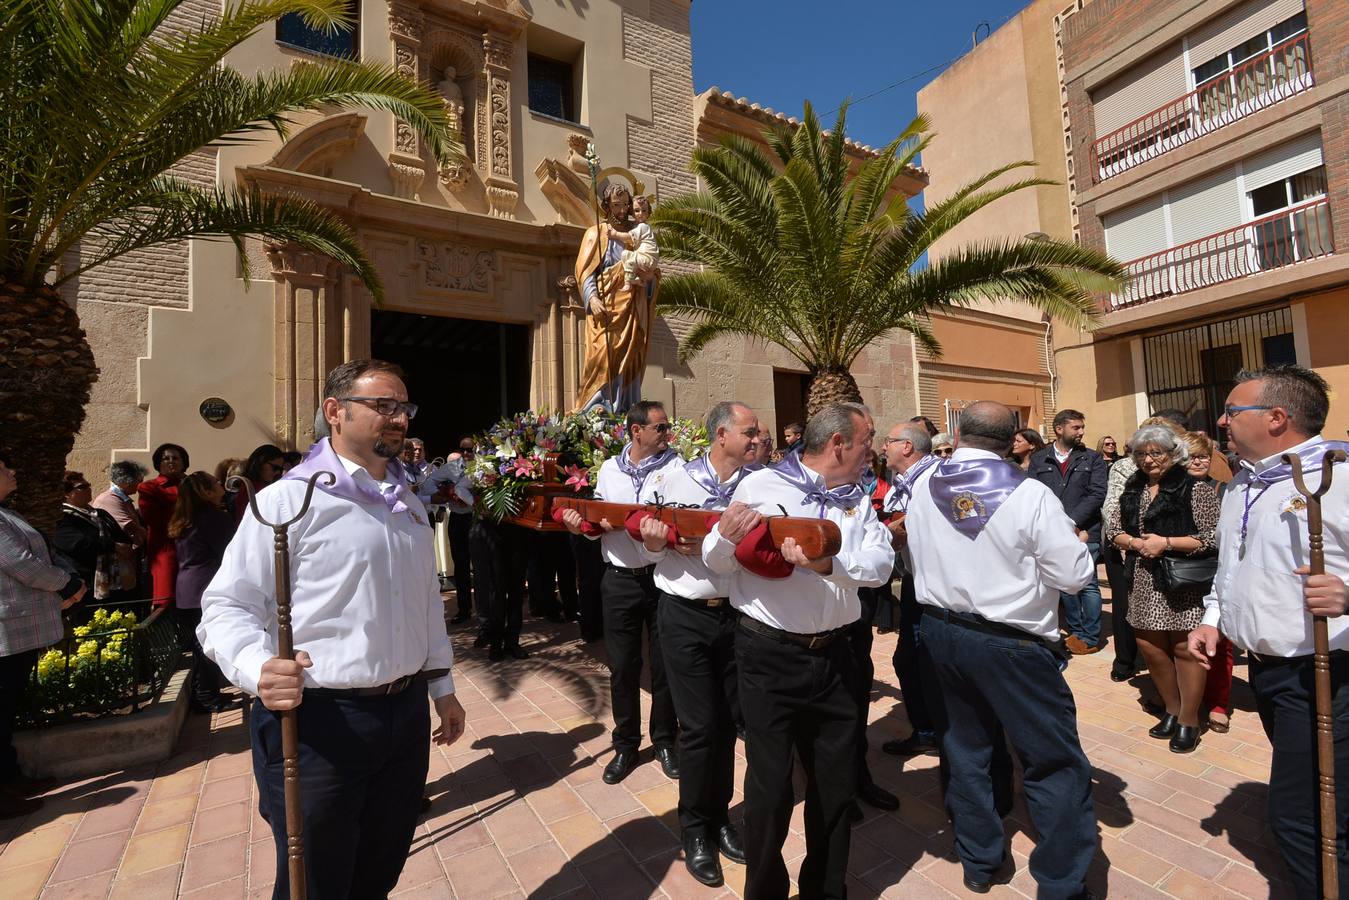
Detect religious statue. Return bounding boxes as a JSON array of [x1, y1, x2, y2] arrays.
[[573, 180, 661, 412], [438, 68, 465, 136]]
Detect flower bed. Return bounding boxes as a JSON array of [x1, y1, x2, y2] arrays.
[[19, 602, 184, 728]]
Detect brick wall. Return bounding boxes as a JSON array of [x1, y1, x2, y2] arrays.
[[1307, 0, 1349, 250]]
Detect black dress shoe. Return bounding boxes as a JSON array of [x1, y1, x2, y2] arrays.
[[472, 630, 490, 649], [858, 781, 900, 811], [488, 646, 505, 662], [683, 834, 723, 886], [881, 732, 937, 756], [716, 824, 747, 864], [1109, 669, 1133, 683], [603, 750, 638, 785], [1148, 714, 1179, 739], [655, 746, 680, 779], [963, 854, 1014, 893], [507, 645, 531, 660], [1169, 725, 1200, 753], [450, 611, 472, 625]]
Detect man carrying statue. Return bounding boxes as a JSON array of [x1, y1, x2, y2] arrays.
[[574, 182, 660, 412]]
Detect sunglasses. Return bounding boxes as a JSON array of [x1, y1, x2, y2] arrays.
[[935, 447, 955, 457], [643, 422, 671, 433]]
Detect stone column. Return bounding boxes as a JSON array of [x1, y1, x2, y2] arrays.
[[556, 274, 586, 409], [388, 5, 426, 200], [268, 244, 341, 448], [483, 32, 520, 219]]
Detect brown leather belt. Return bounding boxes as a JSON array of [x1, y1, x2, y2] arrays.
[[662, 591, 732, 610], [738, 615, 848, 650]]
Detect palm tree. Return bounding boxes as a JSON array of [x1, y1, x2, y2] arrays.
[[652, 102, 1125, 417], [0, 0, 463, 531]]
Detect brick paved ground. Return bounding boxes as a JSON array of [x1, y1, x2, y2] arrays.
[[0, 598, 1297, 899]]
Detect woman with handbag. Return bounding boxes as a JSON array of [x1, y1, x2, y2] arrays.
[[1105, 425, 1220, 753], [52, 471, 135, 605]]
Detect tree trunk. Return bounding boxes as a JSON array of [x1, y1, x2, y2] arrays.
[[0, 283, 99, 534], [805, 365, 863, 419]]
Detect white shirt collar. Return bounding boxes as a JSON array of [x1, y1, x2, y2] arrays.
[[1245, 434, 1324, 474], [334, 451, 394, 488], [950, 447, 1000, 462]]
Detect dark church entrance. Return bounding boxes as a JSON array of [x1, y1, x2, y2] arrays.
[[371, 310, 530, 459]]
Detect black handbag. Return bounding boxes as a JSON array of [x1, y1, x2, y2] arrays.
[[1152, 554, 1218, 593]]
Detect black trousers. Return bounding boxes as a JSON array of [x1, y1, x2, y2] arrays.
[[737, 624, 857, 900], [658, 594, 739, 838], [471, 520, 527, 650], [448, 512, 474, 617], [571, 535, 605, 641], [175, 607, 227, 705], [527, 532, 578, 619], [0, 648, 38, 786], [602, 566, 677, 751], [893, 574, 934, 734], [1101, 544, 1137, 677], [850, 588, 879, 789], [920, 613, 1095, 899], [1250, 654, 1349, 898], [249, 689, 429, 899]]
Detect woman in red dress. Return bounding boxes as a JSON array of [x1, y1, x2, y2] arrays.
[[137, 443, 188, 608]]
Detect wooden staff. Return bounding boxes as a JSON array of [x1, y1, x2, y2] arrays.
[[229, 471, 333, 900], [1284, 449, 1346, 900]]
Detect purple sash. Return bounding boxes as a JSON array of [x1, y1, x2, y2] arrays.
[[1238, 439, 1349, 489], [773, 452, 864, 518], [285, 438, 411, 515], [684, 456, 750, 509], [883, 453, 940, 514], [927, 456, 1025, 540], [615, 443, 679, 496]]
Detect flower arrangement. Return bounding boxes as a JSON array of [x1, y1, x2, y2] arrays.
[[466, 408, 709, 521], [30, 607, 138, 713]]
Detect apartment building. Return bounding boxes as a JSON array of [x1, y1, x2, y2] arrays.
[[67, 0, 926, 477], [1060, 0, 1349, 438]]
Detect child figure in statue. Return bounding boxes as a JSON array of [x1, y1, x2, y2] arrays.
[[618, 195, 660, 285]]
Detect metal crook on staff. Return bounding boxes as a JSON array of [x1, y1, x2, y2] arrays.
[[227, 470, 334, 900], [1284, 448, 1346, 900]]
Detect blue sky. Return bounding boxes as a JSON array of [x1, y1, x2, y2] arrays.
[[689, 0, 1030, 152]]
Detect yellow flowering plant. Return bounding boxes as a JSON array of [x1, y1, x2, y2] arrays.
[[26, 606, 142, 718]]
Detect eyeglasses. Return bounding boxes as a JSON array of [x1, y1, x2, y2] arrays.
[[1189, 455, 1211, 462], [643, 422, 671, 433], [883, 436, 908, 446], [1102, 441, 1116, 447], [339, 396, 419, 419], [72, 483, 91, 491], [935, 447, 955, 457], [1223, 404, 1272, 419], [1134, 449, 1169, 461]]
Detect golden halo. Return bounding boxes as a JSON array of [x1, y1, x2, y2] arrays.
[[590, 166, 650, 217]]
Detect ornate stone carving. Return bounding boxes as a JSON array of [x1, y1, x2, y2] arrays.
[[388, 158, 424, 200], [485, 182, 519, 219], [438, 161, 471, 191], [388, 6, 423, 41], [417, 240, 497, 292], [394, 119, 417, 155], [394, 44, 417, 79], [567, 133, 591, 174], [489, 75, 510, 178], [535, 157, 592, 226], [483, 33, 512, 70], [556, 275, 582, 308]]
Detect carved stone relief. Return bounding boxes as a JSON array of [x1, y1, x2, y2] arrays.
[[388, 158, 424, 200], [417, 240, 497, 292]]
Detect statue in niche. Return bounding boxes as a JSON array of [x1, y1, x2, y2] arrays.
[[437, 67, 466, 142]]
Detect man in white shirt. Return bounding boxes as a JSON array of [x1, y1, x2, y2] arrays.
[[1188, 365, 1349, 898], [906, 401, 1095, 897], [560, 400, 683, 785], [199, 359, 465, 899], [703, 403, 893, 900], [878, 422, 939, 757], [635, 400, 759, 887]]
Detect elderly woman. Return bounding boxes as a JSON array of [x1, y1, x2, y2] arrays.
[[1009, 428, 1046, 470], [1184, 431, 1234, 732], [0, 454, 85, 818], [138, 443, 188, 608], [932, 432, 955, 459], [1106, 425, 1221, 753], [92, 460, 148, 551]]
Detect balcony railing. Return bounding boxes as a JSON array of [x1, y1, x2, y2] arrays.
[[1109, 197, 1334, 310], [1091, 33, 1312, 182]]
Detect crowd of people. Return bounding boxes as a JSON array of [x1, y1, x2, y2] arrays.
[[2, 358, 1347, 900]]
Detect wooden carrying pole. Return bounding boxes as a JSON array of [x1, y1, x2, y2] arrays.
[[1284, 449, 1346, 900], [230, 471, 333, 900]]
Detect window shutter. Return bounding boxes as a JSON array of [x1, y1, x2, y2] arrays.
[[1103, 195, 1169, 262], [1168, 167, 1243, 244], [1242, 132, 1323, 191], [1188, 0, 1305, 68], [1092, 42, 1189, 135]]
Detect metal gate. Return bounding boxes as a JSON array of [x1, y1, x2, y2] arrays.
[[1142, 307, 1296, 436]]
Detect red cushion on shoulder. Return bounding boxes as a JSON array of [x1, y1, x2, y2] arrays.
[[623, 509, 677, 548], [734, 520, 794, 579], [551, 506, 603, 536]]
